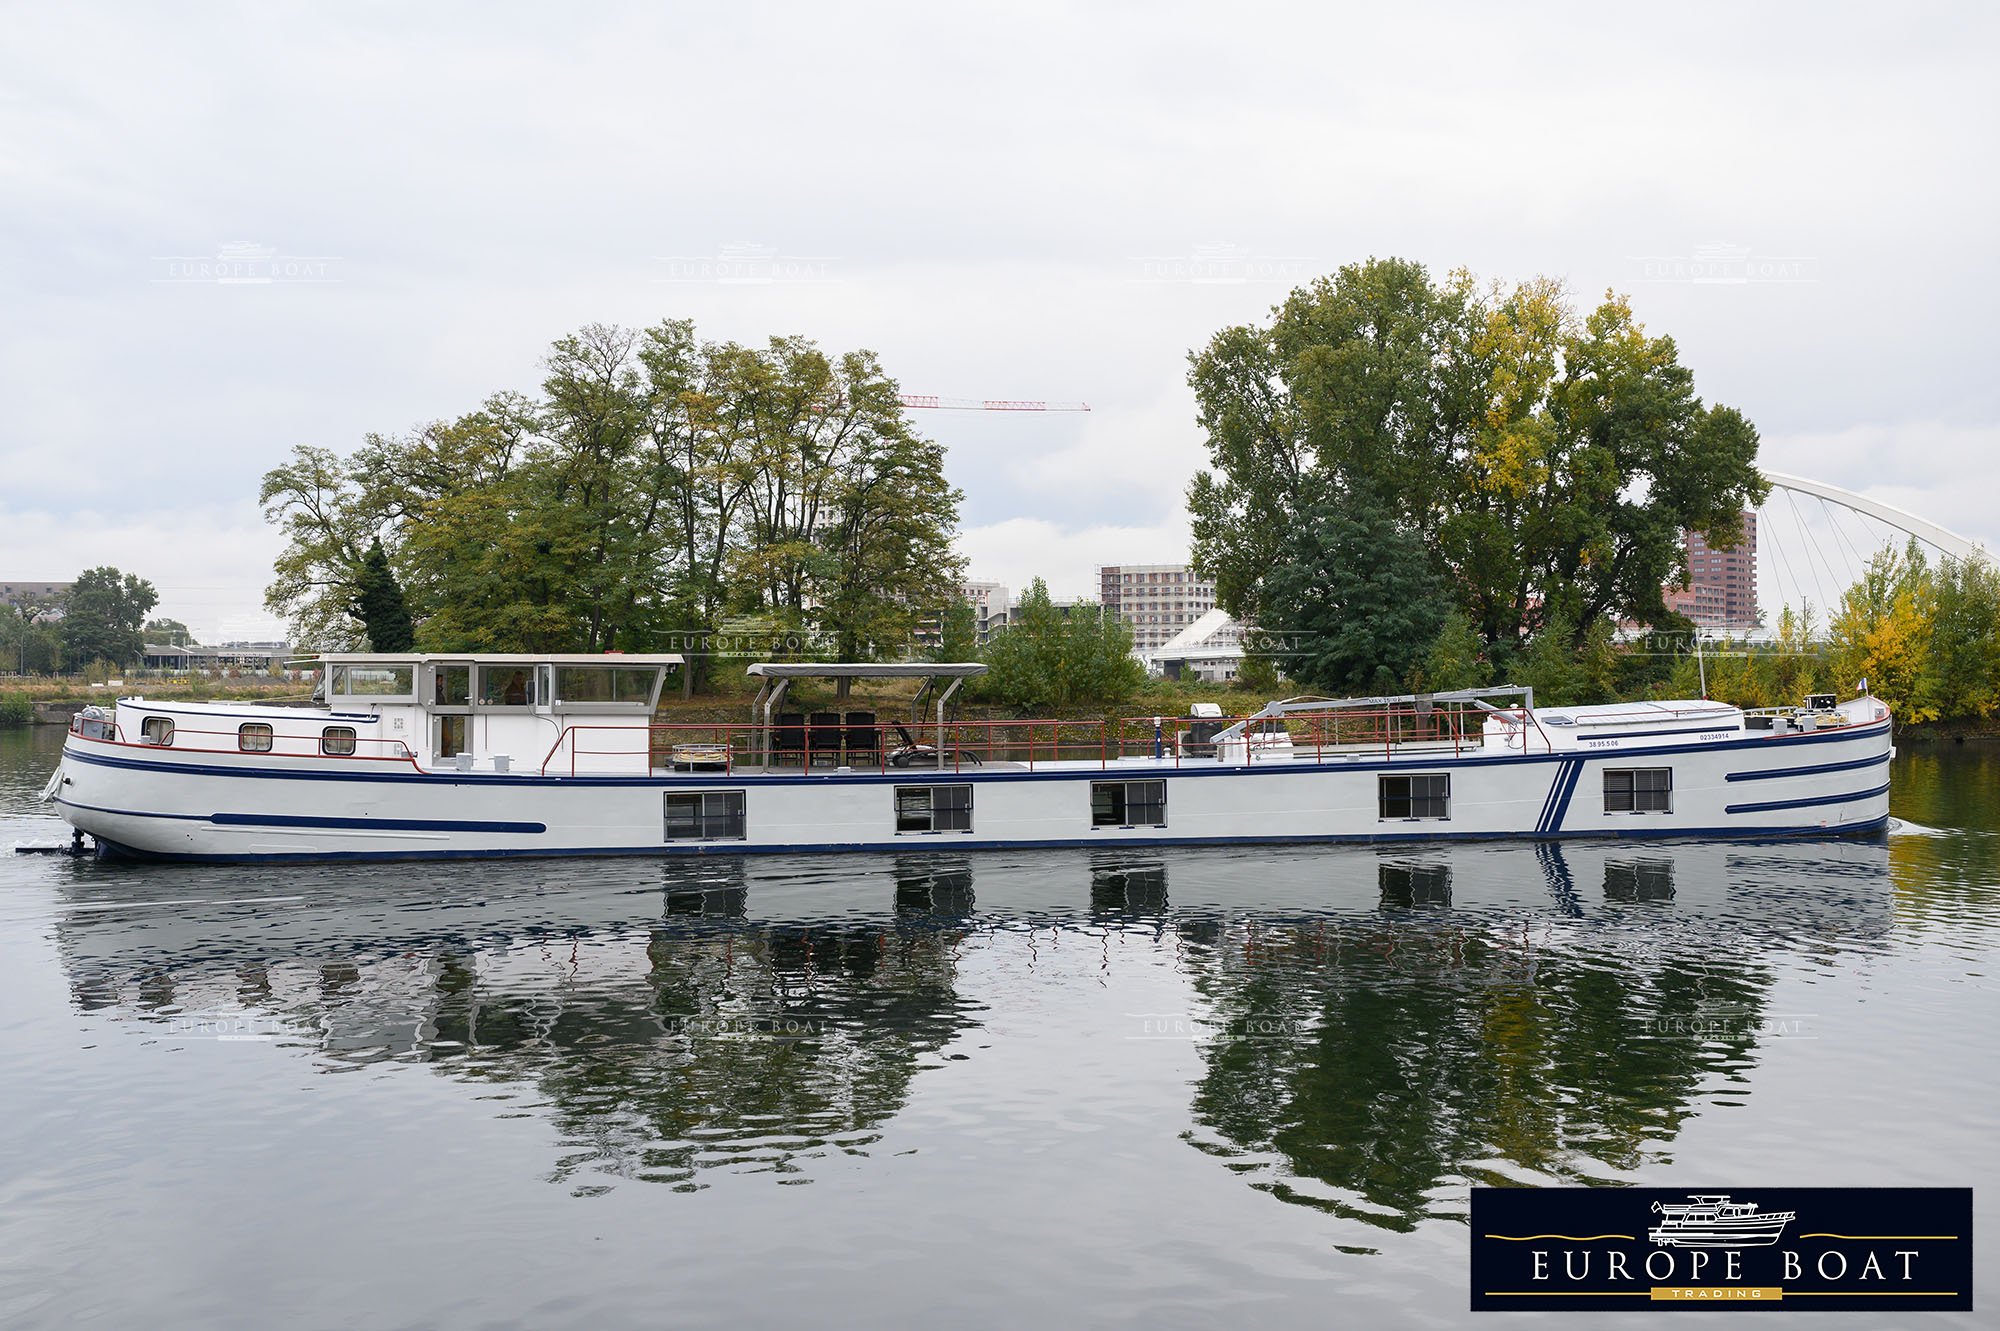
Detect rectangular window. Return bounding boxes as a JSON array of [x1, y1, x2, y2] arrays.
[[344, 665, 414, 696], [1604, 767, 1672, 813], [140, 716, 174, 747], [436, 715, 467, 759], [665, 790, 746, 841], [321, 726, 357, 756], [1379, 773, 1450, 819], [434, 664, 471, 706], [554, 666, 656, 705], [480, 666, 538, 708], [238, 722, 273, 752], [895, 784, 973, 833], [1091, 780, 1167, 827]]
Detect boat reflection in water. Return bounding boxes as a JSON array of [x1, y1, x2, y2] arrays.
[[54, 836, 1890, 1212]]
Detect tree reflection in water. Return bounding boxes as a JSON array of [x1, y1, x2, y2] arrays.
[[59, 855, 986, 1194], [53, 838, 1891, 1211], [1177, 840, 1891, 1231]]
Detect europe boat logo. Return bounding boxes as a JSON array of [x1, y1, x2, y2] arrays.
[[1469, 1187, 1972, 1311]]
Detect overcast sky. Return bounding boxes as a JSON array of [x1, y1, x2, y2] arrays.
[[3, 2, 1995, 640]]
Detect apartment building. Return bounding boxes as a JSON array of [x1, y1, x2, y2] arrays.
[[1098, 563, 1220, 654], [1663, 511, 1759, 630]]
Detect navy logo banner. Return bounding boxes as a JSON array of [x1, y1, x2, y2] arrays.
[[1470, 1187, 1972, 1311]]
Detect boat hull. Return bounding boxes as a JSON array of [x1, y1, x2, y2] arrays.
[[53, 717, 1895, 863]]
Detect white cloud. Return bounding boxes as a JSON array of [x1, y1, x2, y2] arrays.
[[2, 3, 1995, 628], [0, 502, 287, 644], [956, 515, 1194, 603]]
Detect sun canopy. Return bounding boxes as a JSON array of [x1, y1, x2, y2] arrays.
[[745, 661, 986, 678]]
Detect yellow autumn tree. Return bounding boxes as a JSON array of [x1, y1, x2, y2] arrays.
[[1829, 543, 1940, 723]]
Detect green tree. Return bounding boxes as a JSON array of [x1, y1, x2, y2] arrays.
[[350, 538, 416, 651], [261, 318, 962, 673], [930, 596, 978, 663], [61, 567, 158, 668], [1829, 542, 1940, 723], [1416, 610, 1491, 693], [983, 579, 1142, 712], [1258, 481, 1447, 694], [1187, 258, 1768, 666], [142, 618, 198, 646]]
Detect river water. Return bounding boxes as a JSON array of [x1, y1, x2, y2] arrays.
[[1, 724, 1994, 1328]]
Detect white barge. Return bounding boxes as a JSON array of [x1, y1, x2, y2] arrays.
[[46, 655, 1893, 863]]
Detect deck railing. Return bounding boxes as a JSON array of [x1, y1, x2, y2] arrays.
[[540, 704, 1529, 775]]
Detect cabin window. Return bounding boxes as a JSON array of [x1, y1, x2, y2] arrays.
[[1604, 767, 1672, 813], [321, 726, 357, 756], [436, 715, 467, 759], [140, 716, 174, 747], [434, 664, 471, 706], [238, 723, 274, 753], [665, 790, 745, 841], [895, 784, 973, 833], [555, 666, 656, 705], [1091, 780, 1167, 827], [344, 665, 413, 696], [480, 666, 537, 708], [1379, 773, 1449, 819]]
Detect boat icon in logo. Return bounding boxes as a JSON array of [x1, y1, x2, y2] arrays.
[[1649, 1194, 1797, 1248]]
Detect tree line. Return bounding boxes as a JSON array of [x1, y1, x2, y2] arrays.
[[1188, 256, 1768, 695], [262, 320, 966, 685], [1, 568, 161, 675]]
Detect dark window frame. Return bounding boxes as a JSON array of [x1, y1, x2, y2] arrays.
[[895, 784, 974, 834], [1378, 772, 1450, 820], [140, 716, 174, 747], [1604, 767, 1673, 814], [320, 726, 357, 757], [665, 790, 747, 841], [1091, 779, 1167, 828], [237, 722, 274, 753]]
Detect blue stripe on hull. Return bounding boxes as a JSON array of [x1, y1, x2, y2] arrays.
[[1724, 781, 1893, 816], [1724, 752, 1892, 783], [85, 818, 1893, 865]]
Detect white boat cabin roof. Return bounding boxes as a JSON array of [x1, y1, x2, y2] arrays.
[[313, 653, 687, 666]]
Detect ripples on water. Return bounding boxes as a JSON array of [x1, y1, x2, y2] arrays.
[[2, 725, 1996, 1328]]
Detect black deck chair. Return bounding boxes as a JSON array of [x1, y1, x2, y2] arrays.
[[808, 712, 844, 765], [888, 721, 982, 768], [771, 712, 806, 766], [844, 711, 880, 765]]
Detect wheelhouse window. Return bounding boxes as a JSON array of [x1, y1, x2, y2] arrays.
[[435, 715, 467, 760], [1379, 773, 1449, 820], [140, 716, 174, 747], [665, 790, 746, 841], [1091, 779, 1167, 828], [237, 722, 273, 753], [341, 665, 414, 696], [321, 726, 357, 756], [1604, 768, 1672, 814], [895, 784, 973, 833], [433, 664, 471, 706], [554, 666, 657, 706], [480, 666, 538, 708]]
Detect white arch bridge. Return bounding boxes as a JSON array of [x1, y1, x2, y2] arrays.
[[1751, 470, 1986, 627]]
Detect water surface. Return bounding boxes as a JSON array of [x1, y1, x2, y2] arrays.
[[2, 725, 1995, 1327]]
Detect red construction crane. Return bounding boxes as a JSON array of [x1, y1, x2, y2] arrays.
[[896, 395, 1090, 412]]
